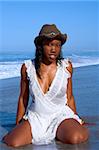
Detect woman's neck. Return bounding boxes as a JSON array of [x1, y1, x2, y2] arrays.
[[42, 58, 57, 66]]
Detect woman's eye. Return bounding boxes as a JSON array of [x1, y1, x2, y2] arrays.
[[48, 43, 61, 48]]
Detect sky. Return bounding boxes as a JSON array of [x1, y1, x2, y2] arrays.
[[0, 0, 99, 54]]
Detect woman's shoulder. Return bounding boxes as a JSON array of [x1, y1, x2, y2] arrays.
[[62, 58, 72, 68], [62, 58, 73, 75], [20, 63, 27, 80], [24, 59, 35, 68], [22, 59, 35, 80]]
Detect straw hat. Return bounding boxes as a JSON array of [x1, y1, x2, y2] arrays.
[[34, 24, 67, 46]]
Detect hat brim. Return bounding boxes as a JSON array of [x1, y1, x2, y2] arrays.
[[34, 33, 67, 46]]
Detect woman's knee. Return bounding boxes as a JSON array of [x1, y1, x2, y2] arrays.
[[2, 120, 32, 147], [68, 129, 89, 144], [3, 134, 20, 147]]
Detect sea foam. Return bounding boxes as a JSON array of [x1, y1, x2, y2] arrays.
[[0, 55, 99, 80]]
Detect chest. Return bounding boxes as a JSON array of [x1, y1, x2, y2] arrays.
[[29, 65, 69, 102], [37, 69, 57, 94]]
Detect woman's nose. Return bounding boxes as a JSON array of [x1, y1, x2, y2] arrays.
[[51, 45, 56, 52]]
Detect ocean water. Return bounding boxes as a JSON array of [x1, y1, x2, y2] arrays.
[[0, 50, 99, 80]]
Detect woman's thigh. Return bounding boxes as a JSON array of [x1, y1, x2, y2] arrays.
[[3, 120, 32, 147], [56, 118, 89, 144]]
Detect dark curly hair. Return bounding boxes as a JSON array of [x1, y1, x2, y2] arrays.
[[34, 43, 64, 78]]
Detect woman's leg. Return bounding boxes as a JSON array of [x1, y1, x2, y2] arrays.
[[3, 120, 32, 147], [56, 118, 89, 144]]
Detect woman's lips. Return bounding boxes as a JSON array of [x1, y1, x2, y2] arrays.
[[49, 54, 56, 59]]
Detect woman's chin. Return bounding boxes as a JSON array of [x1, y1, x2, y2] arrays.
[[43, 56, 57, 64], [48, 57, 56, 63]]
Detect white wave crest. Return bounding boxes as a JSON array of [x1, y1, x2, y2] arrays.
[[0, 61, 22, 80], [0, 56, 99, 80]]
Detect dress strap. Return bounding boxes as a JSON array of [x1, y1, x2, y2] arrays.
[[62, 58, 71, 78], [24, 59, 35, 80]]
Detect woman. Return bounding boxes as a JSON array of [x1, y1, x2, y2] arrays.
[[3, 24, 89, 147]]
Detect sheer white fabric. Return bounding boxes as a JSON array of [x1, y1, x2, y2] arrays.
[[23, 59, 82, 145]]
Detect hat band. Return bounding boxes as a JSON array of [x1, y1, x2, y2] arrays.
[[41, 32, 58, 36]]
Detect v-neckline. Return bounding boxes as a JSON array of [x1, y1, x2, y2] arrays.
[[34, 63, 60, 96]]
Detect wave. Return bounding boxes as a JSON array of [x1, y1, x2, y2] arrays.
[[69, 54, 99, 68], [0, 55, 99, 80], [0, 61, 22, 80]]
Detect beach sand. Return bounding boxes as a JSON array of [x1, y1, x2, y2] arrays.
[[0, 65, 99, 150]]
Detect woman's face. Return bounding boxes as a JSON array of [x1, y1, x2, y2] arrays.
[[42, 39, 62, 63]]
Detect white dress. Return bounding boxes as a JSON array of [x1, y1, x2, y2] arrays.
[[23, 59, 82, 145]]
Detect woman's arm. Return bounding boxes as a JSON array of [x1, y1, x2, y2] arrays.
[[66, 61, 77, 114], [66, 61, 85, 124], [16, 64, 29, 125]]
